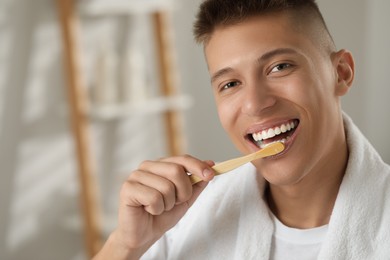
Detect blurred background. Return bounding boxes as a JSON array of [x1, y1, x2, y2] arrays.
[[0, 0, 389, 259]]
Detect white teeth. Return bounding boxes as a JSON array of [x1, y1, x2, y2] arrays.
[[267, 129, 275, 138], [274, 126, 281, 135], [262, 130, 267, 139], [251, 121, 298, 143]]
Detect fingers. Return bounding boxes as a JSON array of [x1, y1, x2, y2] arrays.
[[137, 160, 192, 203], [140, 155, 215, 200], [128, 170, 177, 213], [121, 179, 167, 216], [122, 155, 215, 215], [160, 155, 215, 182]]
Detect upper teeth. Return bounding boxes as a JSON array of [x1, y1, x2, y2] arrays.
[[252, 121, 297, 141]]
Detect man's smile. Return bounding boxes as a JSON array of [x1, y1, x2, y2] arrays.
[[247, 119, 300, 149]]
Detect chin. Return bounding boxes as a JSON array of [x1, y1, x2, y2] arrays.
[[252, 159, 305, 187]]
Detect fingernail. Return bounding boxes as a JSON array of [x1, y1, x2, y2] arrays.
[[202, 168, 213, 178]]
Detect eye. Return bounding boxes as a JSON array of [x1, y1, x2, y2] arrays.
[[221, 81, 240, 90], [269, 63, 292, 74]]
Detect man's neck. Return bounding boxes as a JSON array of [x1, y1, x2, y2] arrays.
[[266, 142, 348, 229]]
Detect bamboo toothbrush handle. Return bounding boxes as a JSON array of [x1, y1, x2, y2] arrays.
[[190, 142, 285, 185]]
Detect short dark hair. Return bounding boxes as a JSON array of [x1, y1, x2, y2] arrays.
[[193, 0, 333, 48]]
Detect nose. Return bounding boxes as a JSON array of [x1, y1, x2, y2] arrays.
[[241, 82, 277, 116]]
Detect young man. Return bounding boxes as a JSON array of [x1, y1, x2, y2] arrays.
[[94, 0, 390, 259]]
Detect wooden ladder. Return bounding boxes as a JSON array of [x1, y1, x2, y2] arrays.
[[56, 0, 184, 257]]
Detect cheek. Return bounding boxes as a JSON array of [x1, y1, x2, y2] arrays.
[[281, 76, 323, 111], [217, 100, 235, 131], [216, 99, 247, 153]]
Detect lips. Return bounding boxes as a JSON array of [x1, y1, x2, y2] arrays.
[[247, 119, 300, 149]]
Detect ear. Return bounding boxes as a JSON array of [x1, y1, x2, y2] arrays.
[[333, 49, 355, 96]]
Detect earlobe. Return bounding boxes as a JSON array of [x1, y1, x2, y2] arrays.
[[334, 49, 355, 96]]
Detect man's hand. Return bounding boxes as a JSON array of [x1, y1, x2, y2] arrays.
[[94, 155, 215, 260]]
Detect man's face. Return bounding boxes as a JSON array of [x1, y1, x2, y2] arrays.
[[205, 13, 351, 185]]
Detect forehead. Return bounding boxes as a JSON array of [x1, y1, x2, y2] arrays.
[[204, 13, 319, 72]]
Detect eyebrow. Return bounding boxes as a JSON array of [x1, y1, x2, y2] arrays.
[[210, 67, 235, 84], [257, 48, 298, 63], [210, 48, 299, 84]]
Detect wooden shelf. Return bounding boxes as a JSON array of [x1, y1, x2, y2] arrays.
[[89, 95, 193, 120], [79, 0, 174, 16]]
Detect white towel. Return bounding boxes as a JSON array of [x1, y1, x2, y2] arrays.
[[318, 114, 390, 259], [143, 114, 390, 259]]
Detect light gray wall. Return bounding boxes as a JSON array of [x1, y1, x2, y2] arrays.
[[0, 0, 389, 260], [318, 0, 390, 162], [0, 0, 167, 259], [365, 0, 390, 161]]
